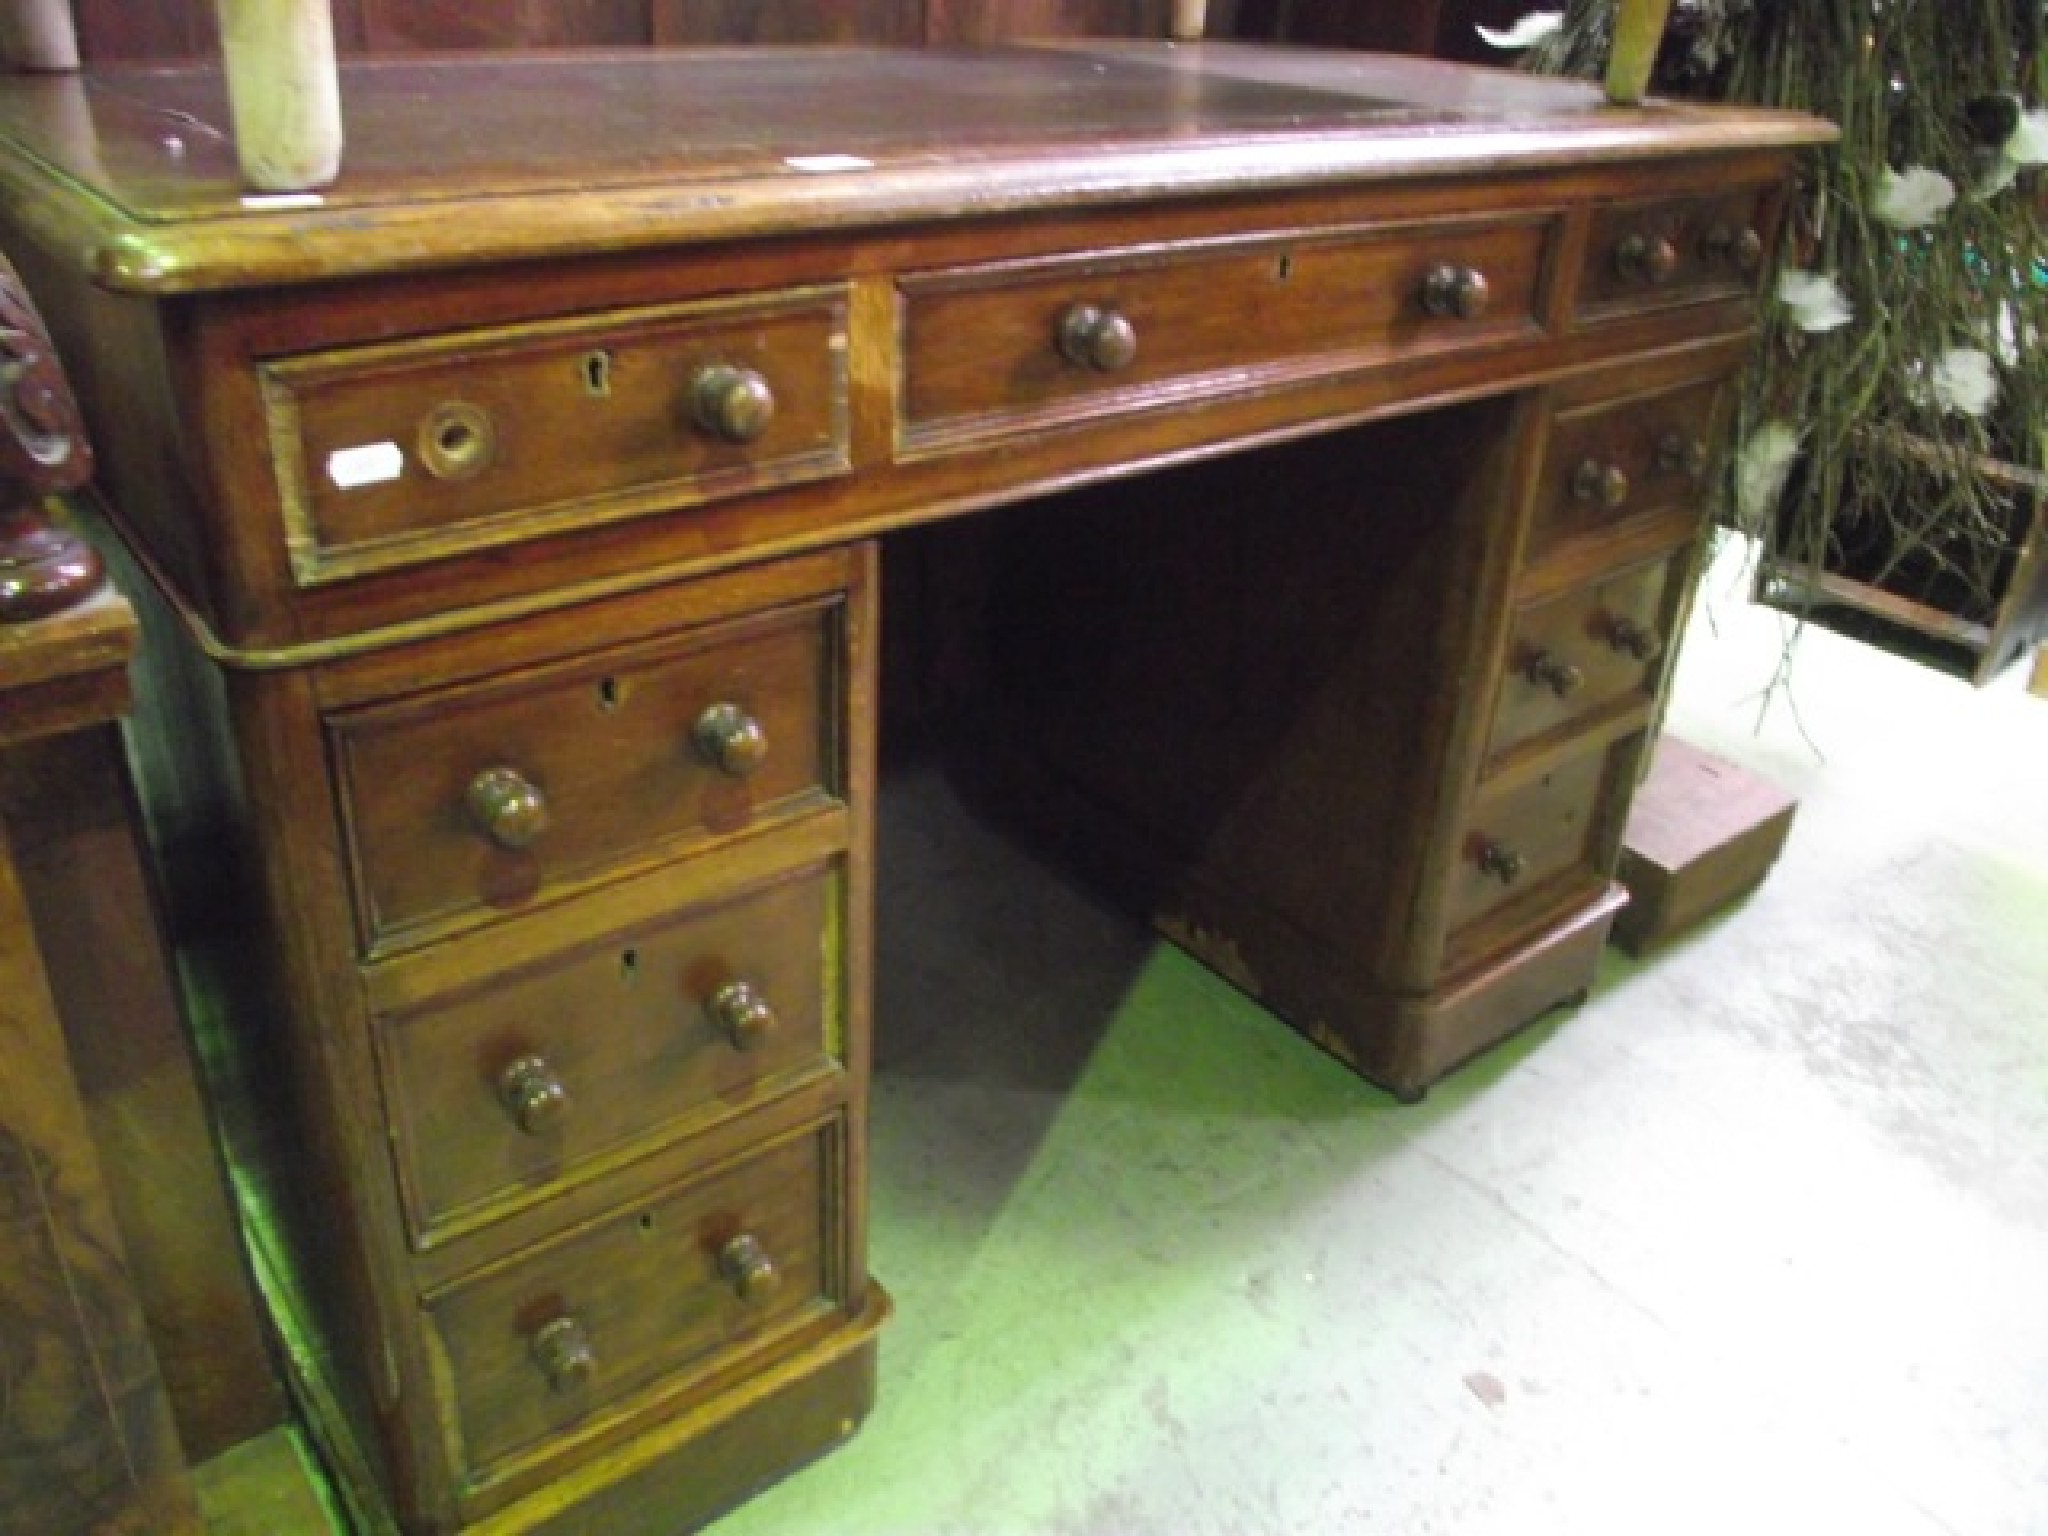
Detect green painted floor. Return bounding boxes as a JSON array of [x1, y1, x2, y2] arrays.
[[709, 538, 2048, 1536]]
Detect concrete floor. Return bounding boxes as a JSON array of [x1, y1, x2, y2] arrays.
[[710, 541, 2048, 1536]]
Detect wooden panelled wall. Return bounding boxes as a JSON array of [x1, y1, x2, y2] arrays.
[[78, 1, 1225, 57], [70, 1, 1516, 60]]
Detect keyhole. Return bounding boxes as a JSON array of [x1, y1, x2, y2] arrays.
[[583, 350, 614, 397], [619, 948, 640, 982], [1275, 253, 1294, 282], [596, 676, 621, 712], [637, 1212, 657, 1235]]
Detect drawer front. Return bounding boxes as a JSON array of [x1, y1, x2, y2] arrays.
[[899, 215, 1550, 450], [332, 601, 842, 952], [1528, 378, 1721, 564], [1577, 185, 1776, 320], [426, 1120, 839, 1481], [383, 863, 842, 1244], [262, 288, 851, 585], [1445, 748, 1612, 940], [1486, 555, 1680, 767]]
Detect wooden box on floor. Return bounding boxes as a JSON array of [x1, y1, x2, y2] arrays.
[[1613, 734, 1797, 954]]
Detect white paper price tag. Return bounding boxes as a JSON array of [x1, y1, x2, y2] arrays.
[[326, 441, 405, 490]]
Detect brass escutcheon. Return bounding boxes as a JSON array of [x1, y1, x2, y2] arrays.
[[417, 400, 496, 481]]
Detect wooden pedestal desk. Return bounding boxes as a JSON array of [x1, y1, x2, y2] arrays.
[[0, 46, 1831, 1535]]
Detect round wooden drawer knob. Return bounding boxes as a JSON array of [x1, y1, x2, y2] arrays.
[[1523, 650, 1585, 698], [467, 765, 550, 850], [1615, 232, 1679, 285], [706, 979, 778, 1051], [718, 1233, 782, 1304], [1657, 431, 1710, 478], [1420, 262, 1491, 320], [1606, 615, 1664, 662], [1056, 303, 1138, 373], [530, 1315, 595, 1392], [692, 702, 769, 778], [688, 363, 776, 444], [1476, 839, 1525, 886], [1572, 459, 1631, 510], [499, 1055, 569, 1135], [1702, 223, 1763, 274]]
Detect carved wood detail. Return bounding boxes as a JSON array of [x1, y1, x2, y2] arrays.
[[0, 252, 98, 622]]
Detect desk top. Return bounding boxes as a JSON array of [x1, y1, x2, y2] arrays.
[[0, 44, 1832, 294]]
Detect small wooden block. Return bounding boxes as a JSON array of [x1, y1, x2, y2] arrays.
[[1612, 734, 1798, 955]]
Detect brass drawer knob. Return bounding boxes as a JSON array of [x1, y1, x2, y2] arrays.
[[1475, 839, 1525, 886], [1571, 459, 1631, 510], [1522, 650, 1585, 698], [706, 979, 778, 1051], [692, 702, 769, 778], [718, 1233, 782, 1304], [1056, 303, 1138, 373], [688, 363, 776, 444], [1701, 222, 1763, 274], [1606, 615, 1664, 662], [466, 765, 550, 850], [530, 1315, 595, 1392], [499, 1055, 569, 1135], [1615, 232, 1679, 285], [1420, 262, 1492, 320], [1656, 431, 1710, 478]]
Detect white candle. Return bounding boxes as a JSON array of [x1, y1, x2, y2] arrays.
[[1605, 0, 1676, 105], [214, 0, 344, 191], [0, 0, 79, 71], [1171, 0, 1208, 41]]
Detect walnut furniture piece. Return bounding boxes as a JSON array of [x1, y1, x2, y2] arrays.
[[0, 44, 1831, 1535], [0, 246, 203, 1536], [0, 249, 281, 1524], [0, 589, 209, 1536]]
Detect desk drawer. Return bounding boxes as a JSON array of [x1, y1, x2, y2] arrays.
[[1577, 186, 1776, 320], [332, 600, 843, 952], [1445, 747, 1612, 942], [425, 1119, 839, 1482], [1528, 377, 1721, 564], [899, 215, 1549, 450], [261, 288, 851, 585], [381, 861, 842, 1245], [1486, 554, 1680, 768]]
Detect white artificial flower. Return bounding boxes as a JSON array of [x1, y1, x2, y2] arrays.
[[1872, 165, 1955, 229], [1777, 269, 1854, 333], [1475, 11, 1563, 49], [1735, 421, 1803, 525], [1995, 298, 2033, 367], [1979, 104, 2048, 198], [1929, 347, 1999, 417], [2005, 106, 2048, 166], [1979, 156, 2022, 199]]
